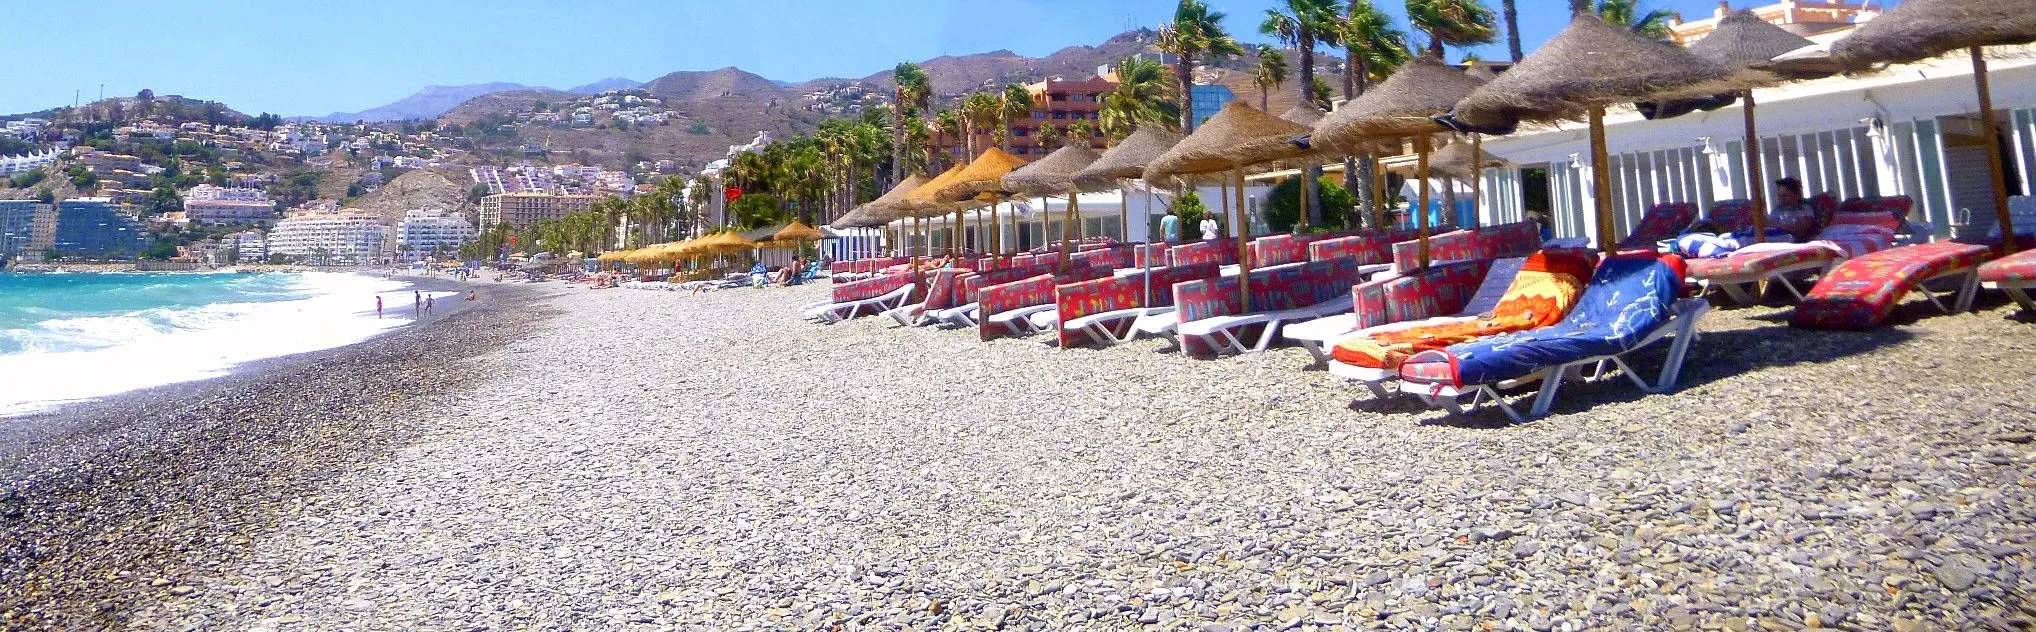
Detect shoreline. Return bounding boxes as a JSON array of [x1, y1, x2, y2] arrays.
[[0, 280, 558, 627]]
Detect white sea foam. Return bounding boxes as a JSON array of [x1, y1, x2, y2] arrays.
[[0, 273, 450, 417]]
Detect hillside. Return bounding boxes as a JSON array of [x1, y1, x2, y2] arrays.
[[642, 67, 792, 104], [349, 169, 472, 216], [856, 29, 1161, 96], [436, 89, 579, 126]]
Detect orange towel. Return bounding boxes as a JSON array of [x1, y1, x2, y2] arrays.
[[1331, 251, 1594, 369]]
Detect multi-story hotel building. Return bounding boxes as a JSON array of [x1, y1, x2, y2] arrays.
[[0, 199, 48, 260], [1001, 77, 1117, 159], [267, 210, 392, 265], [183, 184, 278, 225], [0, 148, 60, 178], [478, 192, 601, 230], [228, 229, 268, 263], [396, 209, 475, 261], [50, 198, 148, 257]]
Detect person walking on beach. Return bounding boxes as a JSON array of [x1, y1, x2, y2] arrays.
[[375, 295, 383, 319], [1161, 209, 1181, 244], [425, 295, 434, 313], [413, 290, 422, 316]]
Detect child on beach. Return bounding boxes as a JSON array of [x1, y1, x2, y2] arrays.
[[376, 295, 383, 318]]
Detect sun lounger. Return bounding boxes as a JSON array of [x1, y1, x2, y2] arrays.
[[1295, 257, 1523, 365], [1171, 258, 1369, 356], [1688, 197, 1912, 305], [1055, 263, 1223, 348], [805, 282, 915, 323], [1791, 241, 1993, 330], [1617, 202, 1699, 251], [1979, 249, 2036, 313], [1396, 256, 1706, 422]]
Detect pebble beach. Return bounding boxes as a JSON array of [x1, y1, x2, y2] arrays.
[[5, 279, 2035, 630]]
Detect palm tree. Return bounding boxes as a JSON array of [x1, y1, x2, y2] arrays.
[[934, 110, 961, 168], [1406, 0, 1498, 58], [1253, 46, 1290, 110], [1502, 0, 1523, 61], [1340, 0, 1409, 223], [1261, 0, 1343, 110], [1569, 0, 1590, 16], [1036, 123, 1063, 152], [962, 92, 1001, 158], [1156, 0, 1244, 133], [1098, 56, 1180, 142], [1000, 84, 1034, 153], [1595, 0, 1679, 40], [1067, 120, 1098, 148], [890, 62, 931, 188]]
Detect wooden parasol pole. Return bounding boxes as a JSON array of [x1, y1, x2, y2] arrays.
[[952, 207, 965, 257], [1743, 90, 1769, 241], [1058, 192, 1079, 269], [1234, 166, 1252, 312], [1470, 134, 1484, 225], [1372, 151, 1388, 230], [1415, 133, 1433, 269], [1973, 47, 2018, 254], [988, 199, 1000, 258], [1297, 173, 1311, 233], [1589, 107, 1617, 255]]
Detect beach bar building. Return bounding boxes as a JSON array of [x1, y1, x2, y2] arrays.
[[1468, 25, 2036, 244]]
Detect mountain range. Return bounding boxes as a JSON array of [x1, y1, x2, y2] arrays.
[[310, 78, 645, 123]]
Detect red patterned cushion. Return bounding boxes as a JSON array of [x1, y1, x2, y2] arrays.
[[1619, 202, 1699, 249], [1709, 200, 1756, 233], [1792, 242, 1992, 330], [1685, 246, 1835, 279], [1980, 249, 2036, 285]]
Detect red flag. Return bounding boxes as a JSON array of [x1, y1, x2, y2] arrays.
[[724, 186, 743, 202], [509, 235, 518, 246]]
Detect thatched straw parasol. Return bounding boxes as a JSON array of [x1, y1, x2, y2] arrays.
[[1279, 104, 1325, 127], [1313, 55, 1491, 266], [915, 148, 1028, 256], [1682, 10, 1820, 242], [1446, 14, 1735, 253], [1003, 144, 1102, 267], [773, 220, 826, 243], [832, 174, 927, 229], [1431, 137, 1507, 180], [1145, 102, 1316, 311], [1831, 0, 2036, 251], [1073, 126, 1185, 190]]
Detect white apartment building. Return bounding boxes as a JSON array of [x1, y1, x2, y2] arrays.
[[396, 209, 474, 261], [0, 148, 61, 177], [183, 184, 277, 224], [229, 229, 267, 263], [266, 211, 391, 265]]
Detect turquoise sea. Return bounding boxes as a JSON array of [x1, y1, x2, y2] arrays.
[[0, 271, 429, 415]]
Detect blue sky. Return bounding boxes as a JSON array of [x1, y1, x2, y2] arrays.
[[6, 0, 1787, 117]]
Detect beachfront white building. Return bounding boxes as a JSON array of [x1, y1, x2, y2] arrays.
[[229, 229, 267, 263], [183, 184, 277, 225], [1467, 25, 2036, 244], [0, 199, 49, 261], [396, 209, 474, 261], [267, 210, 391, 265]]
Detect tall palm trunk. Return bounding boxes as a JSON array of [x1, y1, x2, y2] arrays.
[[890, 103, 905, 192], [1341, 20, 1368, 224], [1503, 0, 1524, 61], [1569, 0, 1589, 16], [1177, 55, 1198, 133], [1298, 30, 1321, 231]]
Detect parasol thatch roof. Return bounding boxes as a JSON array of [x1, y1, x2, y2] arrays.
[[1280, 104, 1326, 127], [833, 173, 929, 228], [1072, 126, 1185, 190], [1690, 10, 1827, 81], [1002, 144, 1102, 196], [773, 220, 826, 242], [1314, 55, 1488, 152], [1830, 0, 2036, 71], [925, 148, 1029, 201], [1447, 14, 1736, 131], [1143, 102, 1315, 180], [1465, 62, 1500, 83], [902, 164, 973, 217], [1430, 137, 1508, 179]]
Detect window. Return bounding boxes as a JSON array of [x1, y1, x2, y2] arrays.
[[1013, 127, 1028, 137], [1051, 93, 1067, 102], [1032, 112, 1045, 120], [1052, 112, 1066, 120]]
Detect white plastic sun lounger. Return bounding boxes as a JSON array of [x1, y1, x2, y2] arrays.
[[1063, 307, 1173, 346], [804, 284, 915, 324], [931, 302, 981, 327], [1177, 298, 1353, 355], [1401, 298, 1711, 423], [984, 304, 1058, 336]]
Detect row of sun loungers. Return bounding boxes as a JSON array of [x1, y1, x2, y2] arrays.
[[804, 204, 2033, 422]]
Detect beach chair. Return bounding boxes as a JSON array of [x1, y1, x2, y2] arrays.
[[1791, 241, 1993, 330], [1172, 258, 1368, 356], [977, 265, 1115, 340], [1980, 249, 2036, 313], [1396, 256, 1709, 422], [1687, 197, 1911, 305], [1056, 263, 1222, 348], [1617, 202, 1699, 251], [803, 273, 917, 323]]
